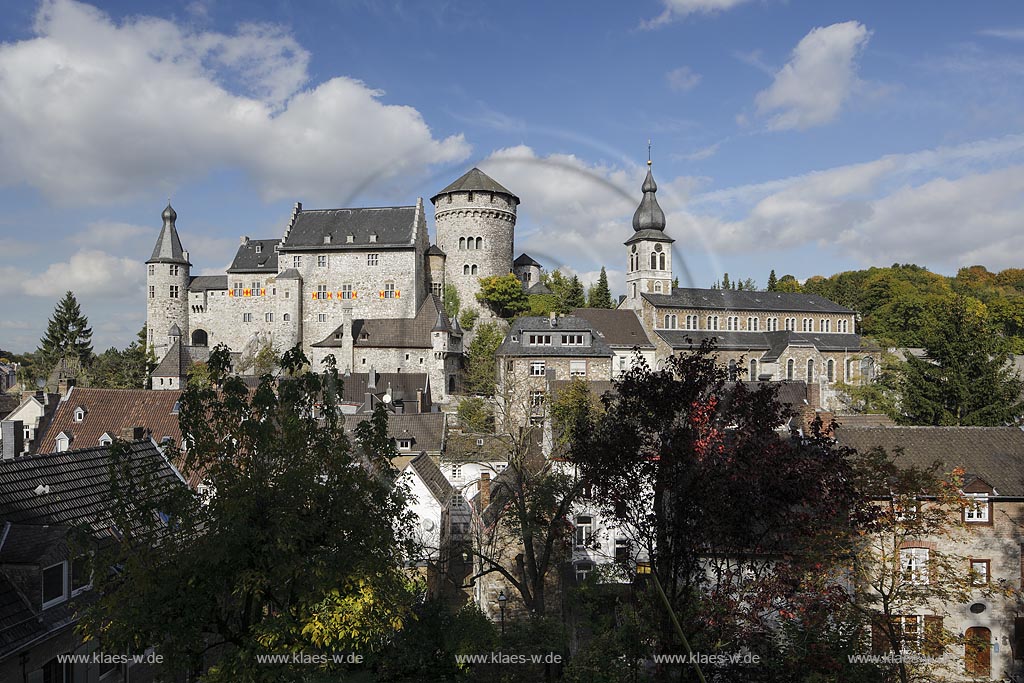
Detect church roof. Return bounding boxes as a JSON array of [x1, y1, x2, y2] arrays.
[[431, 167, 519, 204], [654, 330, 867, 357], [188, 275, 228, 292], [228, 239, 280, 273], [147, 202, 189, 265], [513, 253, 541, 267], [643, 288, 855, 314], [631, 167, 666, 233], [280, 206, 418, 250]]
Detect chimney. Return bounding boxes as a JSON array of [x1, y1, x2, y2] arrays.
[[240, 235, 250, 245], [58, 377, 75, 399], [120, 426, 145, 441], [806, 381, 821, 410], [2, 421, 24, 460], [480, 472, 491, 509], [549, 311, 558, 327], [415, 388, 424, 414], [341, 307, 354, 373]]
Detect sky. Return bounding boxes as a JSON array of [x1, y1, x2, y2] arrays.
[[1, 0, 1023, 352]]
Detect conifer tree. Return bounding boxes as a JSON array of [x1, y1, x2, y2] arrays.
[[38, 291, 93, 372], [564, 275, 586, 310], [721, 273, 732, 290], [767, 269, 778, 291], [588, 267, 613, 308]]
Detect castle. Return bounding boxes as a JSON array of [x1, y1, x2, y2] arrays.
[[146, 168, 531, 400]]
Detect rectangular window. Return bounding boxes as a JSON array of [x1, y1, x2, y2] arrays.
[[41, 562, 67, 608], [233, 281, 244, 296], [318, 313, 327, 323], [243, 313, 252, 322], [530, 361, 546, 376], [169, 265, 179, 276], [318, 255, 328, 267], [341, 284, 354, 299], [148, 264, 155, 275], [895, 615, 924, 652], [528, 334, 551, 346], [574, 516, 593, 547], [901, 548, 929, 585], [575, 562, 594, 583], [265, 312, 273, 323], [383, 283, 396, 299], [964, 496, 990, 523], [367, 253, 379, 266], [317, 284, 328, 300], [293, 255, 302, 268], [970, 559, 990, 585], [250, 281, 262, 296], [397, 439, 413, 451], [169, 285, 179, 299], [529, 390, 545, 408], [451, 464, 463, 481], [615, 538, 629, 563], [148, 285, 155, 299], [570, 360, 587, 377], [431, 282, 443, 297], [561, 334, 585, 346]]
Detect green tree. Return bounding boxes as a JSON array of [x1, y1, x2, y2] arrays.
[[587, 267, 613, 308], [476, 274, 529, 319], [444, 283, 461, 321], [776, 274, 802, 292], [564, 275, 586, 310], [766, 269, 778, 291], [79, 345, 418, 682], [720, 272, 732, 290], [38, 291, 93, 374], [464, 321, 506, 395], [455, 396, 494, 433], [527, 293, 560, 317], [890, 296, 1023, 425]]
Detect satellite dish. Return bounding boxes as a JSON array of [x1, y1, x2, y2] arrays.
[[382, 394, 392, 404], [422, 519, 435, 531]]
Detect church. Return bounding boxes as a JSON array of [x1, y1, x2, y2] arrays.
[[146, 168, 527, 400]]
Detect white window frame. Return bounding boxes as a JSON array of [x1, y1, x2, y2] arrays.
[[574, 516, 593, 547], [293, 255, 302, 268], [528, 334, 551, 346], [964, 495, 990, 523], [901, 547, 929, 585], [318, 255, 328, 267], [970, 559, 990, 585], [569, 360, 587, 377], [317, 313, 327, 323], [41, 561, 68, 609], [367, 253, 379, 266], [530, 361, 546, 377]]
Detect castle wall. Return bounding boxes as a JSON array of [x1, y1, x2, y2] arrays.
[[147, 261, 190, 360]]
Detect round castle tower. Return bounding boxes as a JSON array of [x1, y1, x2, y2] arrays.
[[432, 168, 518, 322], [146, 203, 191, 360]]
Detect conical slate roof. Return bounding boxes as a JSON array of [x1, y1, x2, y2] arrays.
[[431, 168, 519, 204], [631, 168, 666, 232], [148, 203, 189, 265]]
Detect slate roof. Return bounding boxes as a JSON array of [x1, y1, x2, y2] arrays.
[[431, 168, 519, 203], [35, 387, 183, 454], [408, 452, 453, 505], [427, 245, 446, 257], [339, 372, 430, 405], [655, 330, 867, 358], [147, 204, 189, 265], [834, 426, 1024, 496], [644, 288, 855, 314], [834, 414, 896, 428], [343, 412, 446, 454], [0, 572, 49, 656], [0, 523, 69, 564], [316, 295, 450, 349], [526, 282, 552, 295], [496, 316, 615, 358], [281, 206, 418, 250], [570, 308, 654, 348], [0, 440, 187, 535], [0, 394, 19, 421], [227, 239, 280, 273], [152, 341, 206, 378], [514, 253, 541, 267], [188, 275, 228, 292]]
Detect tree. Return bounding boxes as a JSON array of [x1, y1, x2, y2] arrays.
[[87, 326, 156, 389], [890, 296, 1023, 425], [767, 269, 778, 291], [458, 309, 479, 331], [463, 321, 506, 395], [38, 291, 93, 374], [776, 274, 802, 293], [456, 396, 494, 432], [570, 343, 861, 659], [544, 270, 584, 314], [720, 272, 732, 290], [444, 283, 461, 321], [587, 268, 613, 309], [476, 274, 529, 319], [79, 346, 418, 682], [564, 275, 586, 310]]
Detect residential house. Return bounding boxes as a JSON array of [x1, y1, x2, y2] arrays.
[[1, 393, 60, 457], [569, 307, 656, 376]]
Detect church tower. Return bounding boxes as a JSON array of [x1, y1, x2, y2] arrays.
[[432, 168, 518, 324], [622, 161, 674, 309], [146, 203, 191, 360]]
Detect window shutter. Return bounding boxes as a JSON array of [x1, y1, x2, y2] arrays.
[[353, 291, 357, 298], [396, 290, 401, 298], [1013, 616, 1024, 659], [923, 615, 943, 657], [311, 292, 317, 300]]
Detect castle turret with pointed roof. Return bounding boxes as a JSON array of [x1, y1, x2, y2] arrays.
[[622, 161, 674, 310], [146, 203, 191, 360]]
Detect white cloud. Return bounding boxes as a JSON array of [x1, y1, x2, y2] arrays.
[[643, 0, 753, 28], [22, 249, 143, 298], [71, 221, 153, 246], [754, 21, 871, 130], [666, 66, 701, 92], [0, 0, 469, 204], [681, 142, 720, 161], [977, 28, 1024, 41]]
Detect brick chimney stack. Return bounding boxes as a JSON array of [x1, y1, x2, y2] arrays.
[[480, 472, 491, 509]]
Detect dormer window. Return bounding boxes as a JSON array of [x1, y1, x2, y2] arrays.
[[73, 407, 85, 422], [99, 433, 113, 446], [55, 432, 71, 452], [369, 234, 378, 243], [397, 439, 413, 451], [347, 234, 354, 243], [41, 562, 68, 609], [324, 234, 332, 244], [255, 244, 262, 254]]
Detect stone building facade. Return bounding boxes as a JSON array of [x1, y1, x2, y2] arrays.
[[146, 168, 534, 401]]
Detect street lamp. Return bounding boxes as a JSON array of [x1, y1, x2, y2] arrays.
[[497, 590, 507, 635]]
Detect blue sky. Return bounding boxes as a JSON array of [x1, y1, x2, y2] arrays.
[[1, 0, 1023, 352]]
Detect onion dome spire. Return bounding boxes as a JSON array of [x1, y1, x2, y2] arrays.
[[631, 157, 666, 232]]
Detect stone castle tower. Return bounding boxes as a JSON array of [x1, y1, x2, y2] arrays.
[[146, 203, 191, 359], [432, 168, 518, 321], [622, 162, 673, 309]]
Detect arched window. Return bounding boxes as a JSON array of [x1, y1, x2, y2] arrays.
[[654, 281, 663, 293], [463, 264, 470, 275], [459, 237, 466, 250], [860, 356, 875, 382], [659, 253, 666, 270], [671, 315, 678, 329], [750, 359, 757, 381], [191, 329, 208, 346], [650, 253, 657, 269], [827, 359, 835, 382], [807, 359, 814, 383], [728, 359, 737, 381], [787, 359, 794, 381], [845, 358, 853, 381], [471, 264, 478, 275], [476, 237, 483, 249]]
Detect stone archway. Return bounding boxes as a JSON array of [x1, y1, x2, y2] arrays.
[[191, 329, 209, 346]]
